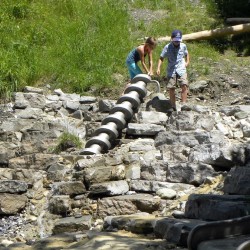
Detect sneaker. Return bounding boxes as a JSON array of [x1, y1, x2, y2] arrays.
[[171, 106, 177, 111], [175, 103, 181, 112]]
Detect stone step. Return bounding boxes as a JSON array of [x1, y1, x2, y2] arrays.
[[185, 194, 250, 221], [104, 213, 205, 247], [104, 214, 250, 249], [97, 194, 163, 217]]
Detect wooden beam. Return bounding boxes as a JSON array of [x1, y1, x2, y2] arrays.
[[157, 23, 250, 42]]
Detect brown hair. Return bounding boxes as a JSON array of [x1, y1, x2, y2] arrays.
[[145, 37, 157, 48]]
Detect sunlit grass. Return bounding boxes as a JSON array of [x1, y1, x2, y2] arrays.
[[1, 0, 247, 100]]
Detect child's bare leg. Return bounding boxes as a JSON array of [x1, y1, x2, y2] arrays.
[[169, 88, 176, 108], [181, 84, 188, 103]]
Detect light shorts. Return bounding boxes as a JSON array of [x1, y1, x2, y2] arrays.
[[126, 62, 142, 80], [165, 73, 188, 89]]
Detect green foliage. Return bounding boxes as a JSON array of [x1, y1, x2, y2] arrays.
[[213, 0, 250, 18], [0, 0, 247, 99], [52, 132, 83, 154], [0, 0, 132, 98]]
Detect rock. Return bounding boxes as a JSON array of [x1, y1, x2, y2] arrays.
[[51, 181, 86, 195], [224, 166, 250, 195], [185, 194, 250, 220], [98, 99, 116, 112], [1, 79, 250, 249], [0, 180, 28, 193], [136, 111, 168, 125], [104, 213, 156, 234], [48, 195, 71, 215], [154, 217, 204, 246], [89, 180, 129, 196], [98, 194, 162, 217], [156, 188, 177, 199], [126, 123, 165, 136], [0, 193, 27, 215], [52, 216, 92, 234], [167, 162, 215, 185]]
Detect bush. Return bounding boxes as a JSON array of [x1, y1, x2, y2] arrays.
[[52, 132, 83, 154]]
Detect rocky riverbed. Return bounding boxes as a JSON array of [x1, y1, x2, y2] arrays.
[[0, 58, 250, 249]]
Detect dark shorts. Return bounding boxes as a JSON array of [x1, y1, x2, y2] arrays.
[[165, 73, 188, 89]]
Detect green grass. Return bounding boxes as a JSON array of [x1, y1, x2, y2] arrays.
[[0, 0, 247, 100], [51, 132, 83, 154], [0, 0, 132, 98]]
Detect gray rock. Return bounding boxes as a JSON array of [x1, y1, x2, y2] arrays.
[[83, 164, 125, 186], [185, 194, 250, 220], [219, 106, 241, 116], [136, 111, 168, 125], [13, 92, 29, 109], [156, 188, 177, 199], [126, 123, 165, 136], [0, 180, 28, 193], [15, 107, 44, 119], [104, 213, 156, 234], [23, 86, 44, 94], [167, 162, 215, 185], [130, 180, 194, 195], [48, 195, 71, 215], [63, 100, 80, 111], [89, 180, 129, 196], [154, 217, 204, 246], [23, 92, 46, 109], [79, 96, 97, 104], [189, 80, 208, 92], [98, 99, 116, 112], [52, 215, 92, 234], [129, 138, 156, 151], [224, 166, 250, 195], [0, 193, 27, 214], [51, 181, 86, 195], [98, 194, 161, 217]]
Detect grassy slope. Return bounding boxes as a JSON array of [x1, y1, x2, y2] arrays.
[[0, 0, 248, 100]]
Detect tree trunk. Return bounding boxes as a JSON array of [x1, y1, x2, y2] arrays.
[[157, 23, 250, 42]]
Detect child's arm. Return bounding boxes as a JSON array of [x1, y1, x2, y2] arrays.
[[156, 57, 164, 75], [185, 53, 190, 67], [148, 50, 154, 75]]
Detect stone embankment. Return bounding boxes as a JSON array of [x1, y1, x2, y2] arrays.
[[0, 84, 250, 249]]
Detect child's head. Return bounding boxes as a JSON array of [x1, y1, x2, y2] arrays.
[[171, 30, 182, 42], [171, 30, 182, 47], [145, 37, 157, 50]]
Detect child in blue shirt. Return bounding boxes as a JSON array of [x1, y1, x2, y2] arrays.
[[157, 30, 190, 110]]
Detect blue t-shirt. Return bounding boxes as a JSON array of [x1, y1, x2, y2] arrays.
[[126, 48, 140, 64], [160, 42, 188, 77]]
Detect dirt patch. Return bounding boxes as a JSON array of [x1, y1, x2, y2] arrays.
[[129, 9, 168, 25]]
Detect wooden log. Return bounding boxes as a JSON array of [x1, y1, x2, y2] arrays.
[[157, 23, 250, 42]]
